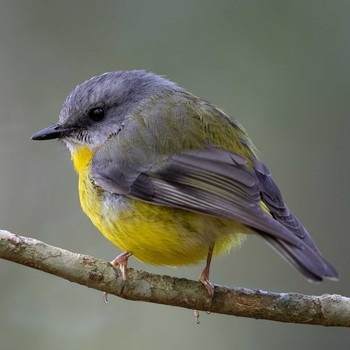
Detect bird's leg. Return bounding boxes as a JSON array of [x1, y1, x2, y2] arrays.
[[198, 244, 215, 297], [110, 251, 132, 281], [104, 251, 132, 303], [194, 244, 215, 323]]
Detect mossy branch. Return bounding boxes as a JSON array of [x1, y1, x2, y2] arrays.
[[0, 229, 349, 327]]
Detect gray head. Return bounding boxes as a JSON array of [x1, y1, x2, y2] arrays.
[[32, 70, 181, 151]]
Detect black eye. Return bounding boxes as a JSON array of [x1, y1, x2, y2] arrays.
[[88, 107, 105, 122]]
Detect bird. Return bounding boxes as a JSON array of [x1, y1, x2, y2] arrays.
[[32, 70, 338, 297]]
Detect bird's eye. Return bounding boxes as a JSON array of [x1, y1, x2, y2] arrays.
[[88, 107, 105, 122]]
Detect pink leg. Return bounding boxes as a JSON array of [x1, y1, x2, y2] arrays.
[[104, 251, 132, 303], [194, 244, 215, 323], [198, 245, 215, 297], [110, 251, 132, 281]]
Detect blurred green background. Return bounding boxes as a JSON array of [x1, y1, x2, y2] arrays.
[[1, 0, 349, 349]]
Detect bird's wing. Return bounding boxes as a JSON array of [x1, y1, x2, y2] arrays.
[[92, 145, 338, 280], [252, 159, 338, 280], [253, 160, 319, 250]]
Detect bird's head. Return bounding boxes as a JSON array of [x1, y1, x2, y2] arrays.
[[32, 70, 180, 154]]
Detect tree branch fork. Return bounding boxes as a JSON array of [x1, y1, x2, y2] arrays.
[[0, 229, 349, 327]]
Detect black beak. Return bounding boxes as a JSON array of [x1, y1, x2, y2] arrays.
[[31, 124, 68, 141]]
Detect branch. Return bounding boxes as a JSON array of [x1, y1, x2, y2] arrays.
[[0, 229, 349, 327]]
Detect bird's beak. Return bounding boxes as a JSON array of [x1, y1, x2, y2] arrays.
[[31, 124, 68, 141]]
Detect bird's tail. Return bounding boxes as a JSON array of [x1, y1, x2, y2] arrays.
[[254, 159, 339, 281], [261, 233, 339, 282]]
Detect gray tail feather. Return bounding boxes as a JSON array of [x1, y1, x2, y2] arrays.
[[261, 234, 339, 282], [253, 160, 339, 281]]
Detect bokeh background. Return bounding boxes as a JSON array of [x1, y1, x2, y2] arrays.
[[1, 1, 349, 349]]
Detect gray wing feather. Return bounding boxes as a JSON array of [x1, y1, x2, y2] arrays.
[[253, 159, 338, 279], [92, 145, 338, 280]]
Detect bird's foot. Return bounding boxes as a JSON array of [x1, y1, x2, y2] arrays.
[[104, 251, 132, 303]]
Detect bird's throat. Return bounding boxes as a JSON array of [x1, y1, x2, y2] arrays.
[[71, 146, 95, 173]]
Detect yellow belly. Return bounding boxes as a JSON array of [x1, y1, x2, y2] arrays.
[[91, 196, 247, 265], [73, 147, 247, 266]]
